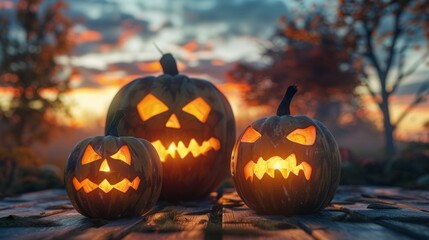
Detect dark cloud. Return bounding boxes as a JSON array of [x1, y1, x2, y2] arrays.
[[395, 82, 429, 96], [183, 0, 288, 37], [52, 0, 288, 88], [183, 59, 233, 84], [76, 58, 232, 89], [66, 0, 153, 55]]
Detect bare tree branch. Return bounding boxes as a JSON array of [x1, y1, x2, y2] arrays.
[[390, 51, 429, 94], [383, 7, 404, 92], [363, 19, 384, 84], [393, 82, 429, 129]]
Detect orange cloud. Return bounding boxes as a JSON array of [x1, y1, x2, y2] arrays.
[[98, 44, 115, 52], [389, 94, 429, 106], [211, 59, 225, 66], [138, 61, 162, 73], [93, 73, 140, 87], [138, 61, 185, 73], [182, 40, 199, 52], [73, 30, 102, 43]]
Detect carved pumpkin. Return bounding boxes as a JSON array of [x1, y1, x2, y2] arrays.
[[231, 86, 341, 215], [105, 54, 236, 200], [65, 112, 162, 219]]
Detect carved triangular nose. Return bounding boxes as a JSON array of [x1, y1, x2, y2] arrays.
[[165, 114, 181, 128], [99, 159, 110, 172]]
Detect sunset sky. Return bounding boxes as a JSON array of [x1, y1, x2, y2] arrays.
[[62, 0, 429, 134], [1, 0, 428, 165], [58, 0, 293, 130]]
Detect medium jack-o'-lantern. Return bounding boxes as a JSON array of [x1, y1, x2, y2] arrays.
[[231, 86, 341, 215], [65, 112, 162, 219], [105, 54, 235, 200]]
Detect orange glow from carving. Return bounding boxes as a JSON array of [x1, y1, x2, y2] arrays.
[[182, 97, 211, 123], [165, 114, 181, 129], [137, 94, 169, 121], [240, 126, 262, 143], [73, 177, 141, 193], [244, 154, 312, 182], [286, 125, 316, 145], [151, 137, 220, 162], [110, 145, 131, 165], [81, 145, 102, 165], [99, 159, 111, 172]]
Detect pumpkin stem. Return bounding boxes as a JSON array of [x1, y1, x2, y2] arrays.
[[277, 85, 297, 116], [160, 53, 179, 76], [105, 110, 124, 137]]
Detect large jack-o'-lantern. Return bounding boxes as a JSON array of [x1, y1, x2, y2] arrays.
[[231, 86, 341, 215], [105, 54, 235, 200], [65, 112, 162, 219]]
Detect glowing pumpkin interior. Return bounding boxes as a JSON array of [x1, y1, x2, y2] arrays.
[[152, 138, 220, 162], [182, 97, 211, 123], [137, 94, 169, 121], [244, 154, 312, 182], [241, 125, 316, 182], [286, 125, 316, 145], [73, 145, 141, 193], [136, 94, 221, 162]]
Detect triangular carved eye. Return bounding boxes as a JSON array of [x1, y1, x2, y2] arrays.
[[137, 94, 169, 121], [182, 97, 211, 123], [241, 126, 262, 143], [286, 125, 316, 145], [81, 145, 102, 165], [110, 145, 131, 165]]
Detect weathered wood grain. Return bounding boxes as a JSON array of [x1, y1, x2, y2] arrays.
[[376, 220, 429, 240], [71, 216, 145, 240], [122, 204, 211, 240], [0, 210, 92, 240], [1, 186, 429, 239], [294, 210, 412, 240], [332, 202, 429, 221], [221, 192, 313, 240]]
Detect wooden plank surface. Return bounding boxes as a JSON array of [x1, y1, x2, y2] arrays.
[[1, 186, 429, 239], [294, 210, 411, 240]]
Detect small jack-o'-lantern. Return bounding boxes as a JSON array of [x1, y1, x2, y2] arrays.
[[65, 112, 162, 219], [231, 86, 341, 215], [105, 54, 235, 200]]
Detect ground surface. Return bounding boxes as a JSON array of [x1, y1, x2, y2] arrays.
[[1, 186, 429, 239]]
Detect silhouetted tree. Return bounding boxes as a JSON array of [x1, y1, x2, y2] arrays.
[[227, 9, 361, 130], [0, 0, 74, 147], [338, 0, 429, 158]]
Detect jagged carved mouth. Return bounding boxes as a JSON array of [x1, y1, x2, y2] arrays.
[[151, 137, 220, 162], [72, 177, 140, 193], [244, 154, 312, 182]]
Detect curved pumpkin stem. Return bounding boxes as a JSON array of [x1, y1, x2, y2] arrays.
[[105, 110, 124, 137], [277, 85, 297, 116], [160, 53, 179, 76]]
